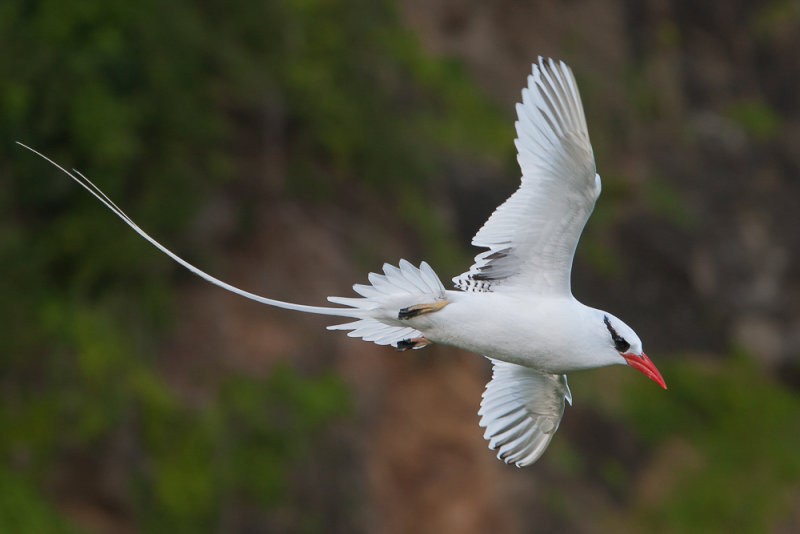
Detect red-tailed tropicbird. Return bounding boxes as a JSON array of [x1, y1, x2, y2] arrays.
[[19, 57, 666, 467]]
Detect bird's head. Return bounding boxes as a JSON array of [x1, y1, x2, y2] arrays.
[[601, 313, 666, 389]]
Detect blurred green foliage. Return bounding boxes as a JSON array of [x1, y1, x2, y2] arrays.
[[0, 466, 79, 533], [643, 175, 696, 230], [621, 354, 800, 532], [135, 367, 349, 531], [0, 0, 506, 531], [5, 1, 792, 532], [725, 99, 782, 140], [550, 352, 800, 532]]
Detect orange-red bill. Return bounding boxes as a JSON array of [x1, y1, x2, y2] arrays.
[[623, 352, 667, 389]]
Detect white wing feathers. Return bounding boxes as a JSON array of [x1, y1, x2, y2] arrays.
[[479, 359, 572, 467], [454, 57, 599, 295]]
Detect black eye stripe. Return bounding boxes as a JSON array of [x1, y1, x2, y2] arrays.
[[604, 315, 631, 353]]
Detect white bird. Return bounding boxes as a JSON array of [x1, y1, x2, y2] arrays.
[[19, 56, 666, 468]]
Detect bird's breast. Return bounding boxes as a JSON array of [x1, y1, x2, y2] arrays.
[[411, 291, 600, 373]]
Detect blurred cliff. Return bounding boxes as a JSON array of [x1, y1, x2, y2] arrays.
[[2, 0, 800, 532]]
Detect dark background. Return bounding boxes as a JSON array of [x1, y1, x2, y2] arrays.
[[2, 1, 800, 532]]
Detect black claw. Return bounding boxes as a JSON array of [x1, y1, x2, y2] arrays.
[[396, 339, 415, 351], [398, 307, 417, 320]]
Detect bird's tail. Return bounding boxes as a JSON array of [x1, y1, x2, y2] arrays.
[[18, 142, 446, 348], [326, 259, 446, 347]]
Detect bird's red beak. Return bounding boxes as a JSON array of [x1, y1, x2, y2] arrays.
[[623, 352, 667, 389]]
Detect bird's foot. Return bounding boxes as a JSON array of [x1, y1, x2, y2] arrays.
[[398, 299, 449, 320], [396, 337, 432, 351]]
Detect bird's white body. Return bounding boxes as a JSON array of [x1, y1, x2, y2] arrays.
[[390, 292, 619, 373], [21, 57, 666, 468]]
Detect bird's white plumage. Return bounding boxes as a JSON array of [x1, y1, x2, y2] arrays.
[[21, 57, 662, 469], [454, 57, 599, 295], [478, 359, 571, 467]]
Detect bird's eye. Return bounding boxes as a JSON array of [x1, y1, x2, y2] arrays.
[[604, 315, 631, 353], [613, 336, 630, 353]]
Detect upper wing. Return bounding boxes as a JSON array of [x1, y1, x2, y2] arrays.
[[454, 57, 599, 295], [478, 359, 572, 467]]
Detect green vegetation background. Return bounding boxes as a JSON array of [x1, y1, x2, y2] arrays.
[[2, 0, 799, 532]]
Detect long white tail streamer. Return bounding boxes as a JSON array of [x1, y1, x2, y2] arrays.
[[17, 141, 362, 318]]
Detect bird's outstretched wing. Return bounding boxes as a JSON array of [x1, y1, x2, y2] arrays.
[[478, 359, 572, 467], [454, 57, 599, 296]]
